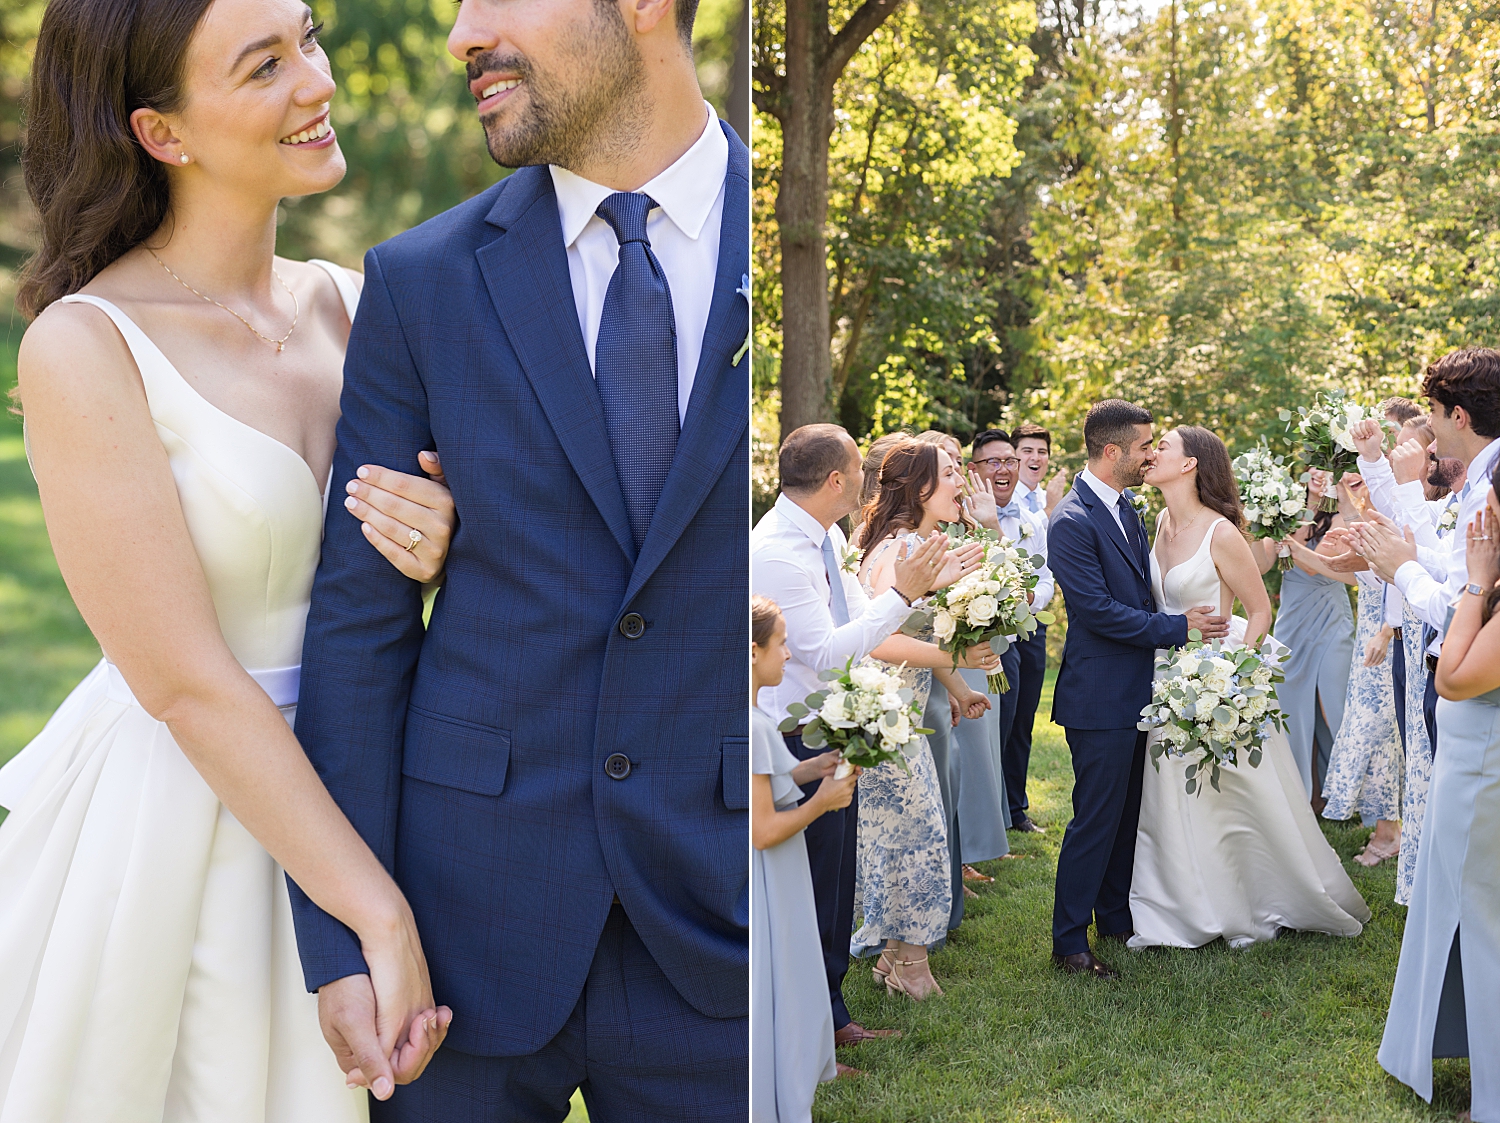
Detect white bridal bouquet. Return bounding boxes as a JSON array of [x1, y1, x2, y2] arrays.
[[1137, 632, 1288, 795], [1281, 391, 1384, 511], [778, 658, 932, 778], [1232, 442, 1305, 570], [903, 532, 1054, 694]]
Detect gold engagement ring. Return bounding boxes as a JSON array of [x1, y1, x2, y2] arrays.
[[405, 528, 424, 552]]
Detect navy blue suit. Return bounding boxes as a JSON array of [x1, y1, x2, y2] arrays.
[[1048, 479, 1186, 956], [289, 122, 749, 1119]]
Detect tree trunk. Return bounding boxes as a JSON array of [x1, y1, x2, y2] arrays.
[[777, 0, 835, 442]]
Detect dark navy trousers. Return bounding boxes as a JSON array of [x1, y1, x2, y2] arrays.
[[1052, 727, 1147, 956], [784, 731, 858, 1030], [1004, 626, 1047, 823], [1392, 635, 1407, 751], [369, 905, 746, 1122]]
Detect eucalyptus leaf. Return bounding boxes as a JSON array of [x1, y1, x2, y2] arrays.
[[786, 702, 809, 718]]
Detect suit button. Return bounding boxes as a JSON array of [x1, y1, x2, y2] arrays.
[[604, 753, 632, 780], [618, 612, 646, 639]]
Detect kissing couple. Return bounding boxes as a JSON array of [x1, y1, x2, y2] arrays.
[[0, 0, 748, 1119], [1048, 400, 1369, 979]]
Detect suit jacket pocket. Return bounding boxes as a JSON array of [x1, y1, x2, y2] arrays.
[[721, 735, 749, 811], [402, 705, 511, 796]]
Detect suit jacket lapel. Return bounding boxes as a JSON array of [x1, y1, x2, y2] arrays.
[[476, 168, 637, 565], [1078, 480, 1145, 579], [625, 121, 750, 602]]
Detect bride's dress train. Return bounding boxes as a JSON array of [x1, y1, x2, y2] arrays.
[[1128, 517, 1371, 950], [0, 265, 367, 1121]]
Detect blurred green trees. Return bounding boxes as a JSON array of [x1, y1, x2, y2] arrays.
[[754, 0, 1500, 486]]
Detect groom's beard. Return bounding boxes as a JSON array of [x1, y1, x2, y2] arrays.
[[470, 9, 649, 171]]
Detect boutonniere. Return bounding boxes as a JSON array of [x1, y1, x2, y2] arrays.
[[1438, 502, 1459, 533], [839, 542, 862, 574], [1126, 491, 1148, 517], [733, 274, 751, 367]]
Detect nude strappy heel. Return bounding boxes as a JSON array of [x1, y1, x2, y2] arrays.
[[884, 952, 943, 1001]]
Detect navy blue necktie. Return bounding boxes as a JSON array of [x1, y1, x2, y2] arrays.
[[594, 192, 679, 550]]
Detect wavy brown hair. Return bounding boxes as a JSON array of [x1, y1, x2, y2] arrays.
[[856, 439, 970, 554], [17, 0, 215, 319], [1176, 426, 1244, 530]]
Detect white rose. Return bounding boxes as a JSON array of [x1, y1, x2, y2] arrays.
[[1245, 506, 1261, 524], [1280, 498, 1302, 515], [884, 710, 912, 745], [967, 595, 999, 626], [1345, 402, 1364, 425], [820, 692, 850, 724], [849, 665, 885, 692], [879, 692, 904, 711], [933, 609, 957, 643]]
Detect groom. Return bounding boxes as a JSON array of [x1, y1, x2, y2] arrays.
[[1047, 400, 1226, 978], [288, 0, 749, 1118]]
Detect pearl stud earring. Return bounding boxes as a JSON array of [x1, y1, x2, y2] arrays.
[[179, 153, 190, 164]]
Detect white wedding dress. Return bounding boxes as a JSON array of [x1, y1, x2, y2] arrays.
[[0, 264, 367, 1121], [1127, 516, 1371, 950]]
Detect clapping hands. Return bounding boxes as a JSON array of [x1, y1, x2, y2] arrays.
[[1348, 509, 1418, 582]]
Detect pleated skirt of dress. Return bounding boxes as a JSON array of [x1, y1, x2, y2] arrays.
[[0, 665, 366, 1123]]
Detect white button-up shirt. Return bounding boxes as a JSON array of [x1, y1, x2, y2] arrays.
[[549, 102, 728, 423], [1078, 468, 1127, 536], [751, 494, 913, 723], [997, 496, 1054, 613], [1368, 439, 1500, 654]]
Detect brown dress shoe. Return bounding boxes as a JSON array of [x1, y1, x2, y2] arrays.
[[1051, 950, 1119, 980], [834, 1021, 902, 1048], [836, 1062, 865, 1079]]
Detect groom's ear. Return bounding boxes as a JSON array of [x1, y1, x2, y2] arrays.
[[622, 0, 678, 40]]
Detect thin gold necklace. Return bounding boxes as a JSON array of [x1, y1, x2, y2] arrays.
[[1164, 508, 1202, 543], [148, 249, 299, 353]]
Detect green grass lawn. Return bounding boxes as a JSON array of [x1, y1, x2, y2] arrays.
[[815, 675, 1467, 1122]]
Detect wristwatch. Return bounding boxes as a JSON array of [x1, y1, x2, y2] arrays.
[[1465, 583, 1487, 597]]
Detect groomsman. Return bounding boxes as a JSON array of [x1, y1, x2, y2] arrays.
[[968, 430, 1054, 835], [1009, 423, 1058, 833], [751, 425, 991, 1051], [1345, 351, 1500, 753]]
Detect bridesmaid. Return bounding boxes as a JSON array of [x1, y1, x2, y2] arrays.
[[1262, 468, 1357, 808], [1322, 475, 1403, 864], [852, 440, 989, 1000], [1379, 464, 1500, 1121], [750, 596, 854, 1122]]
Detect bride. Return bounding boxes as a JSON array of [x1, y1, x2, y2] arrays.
[[0, 0, 458, 1117], [1127, 426, 1371, 949]]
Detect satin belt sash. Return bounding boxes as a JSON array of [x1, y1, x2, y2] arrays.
[[104, 660, 301, 709]]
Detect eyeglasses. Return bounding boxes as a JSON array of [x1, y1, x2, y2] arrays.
[[972, 456, 1020, 470]]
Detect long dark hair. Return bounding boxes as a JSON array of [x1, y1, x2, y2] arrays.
[[17, 0, 214, 319], [857, 439, 971, 553], [1176, 426, 1244, 530]]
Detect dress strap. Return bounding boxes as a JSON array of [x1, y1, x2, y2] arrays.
[[54, 294, 182, 409], [308, 259, 360, 323]]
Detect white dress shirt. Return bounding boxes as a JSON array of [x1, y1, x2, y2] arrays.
[[751, 494, 913, 724], [549, 102, 728, 423], [1078, 468, 1127, 536], [1382, 439, 1500, 654], [997, 496, 1055, 613]]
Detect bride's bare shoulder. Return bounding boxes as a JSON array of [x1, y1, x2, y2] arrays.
[[20, 297, 142, 399]]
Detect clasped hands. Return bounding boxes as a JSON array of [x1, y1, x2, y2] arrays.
[[1319, 510, 1418, 581], [318, 917, 453, 1100]]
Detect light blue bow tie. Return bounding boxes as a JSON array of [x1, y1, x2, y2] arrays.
[[997, 501, 1021, 522]]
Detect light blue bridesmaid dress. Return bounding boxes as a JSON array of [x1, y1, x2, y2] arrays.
[[951, 667, 1010, 863], [1272, 564, 1355, 797], [751, 707, 836, 1123], [1379, 682, 1500, 1120]]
